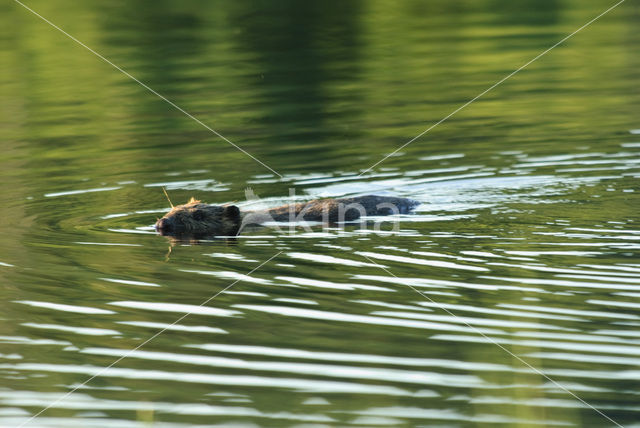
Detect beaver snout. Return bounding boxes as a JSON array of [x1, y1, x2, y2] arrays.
[[155, 217, 175, 235]]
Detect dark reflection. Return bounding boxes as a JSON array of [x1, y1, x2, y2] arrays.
[[97, 0, 205, 84], [489, 0, 560, 26], [227, 0, 364, 153], [94, 0, 211, 153]]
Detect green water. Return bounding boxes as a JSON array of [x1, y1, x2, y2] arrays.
[[1, 0, 639, 427]]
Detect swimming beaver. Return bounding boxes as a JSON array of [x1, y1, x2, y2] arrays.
[[155, 195, 419, 238]]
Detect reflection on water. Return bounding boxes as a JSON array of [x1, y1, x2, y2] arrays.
[[1, 0, 639, 427]]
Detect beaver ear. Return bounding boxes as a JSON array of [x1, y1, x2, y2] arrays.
[[223, 205, 240, 219]]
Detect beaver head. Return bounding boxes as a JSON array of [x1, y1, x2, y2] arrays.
[[155, 198, 241, 238]]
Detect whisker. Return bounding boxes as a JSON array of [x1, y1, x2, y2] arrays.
[[162, 187, 174, 208]]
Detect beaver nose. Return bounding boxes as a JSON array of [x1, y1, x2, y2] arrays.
[[155, 217, 173, 234]]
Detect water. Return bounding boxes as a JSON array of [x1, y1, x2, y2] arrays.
[[1, 0, 639, 427]]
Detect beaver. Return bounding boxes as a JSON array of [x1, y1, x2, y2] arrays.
[[155, 195, 419, 238]]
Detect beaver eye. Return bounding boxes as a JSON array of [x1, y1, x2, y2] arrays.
[[192, 210, 205, 221]]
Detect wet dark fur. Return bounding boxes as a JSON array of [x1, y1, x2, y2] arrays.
[[155, 195, 418, 238]]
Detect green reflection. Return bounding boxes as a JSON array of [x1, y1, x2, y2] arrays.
[[0, 0, 638, 427]]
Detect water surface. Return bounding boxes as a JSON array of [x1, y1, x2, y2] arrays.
[[1, 0, 639, 427]]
